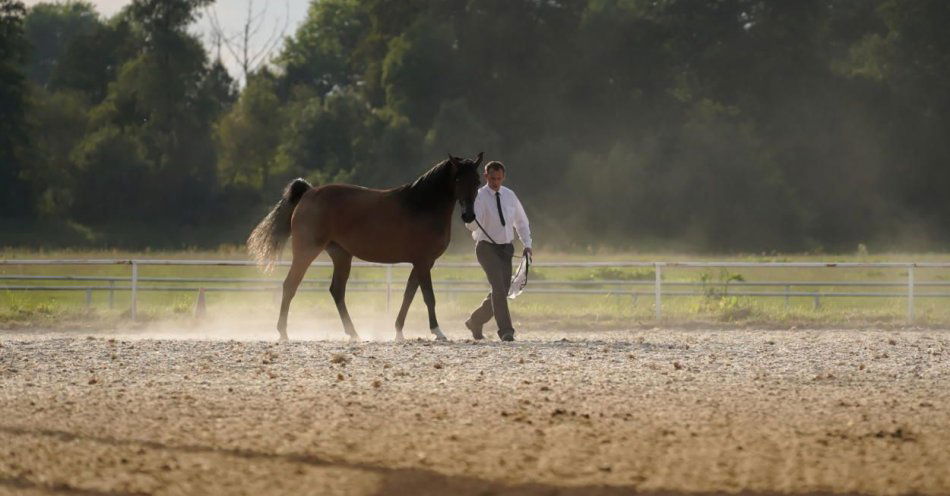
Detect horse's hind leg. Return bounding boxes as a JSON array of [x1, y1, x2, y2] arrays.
[[393, 268, 420, 342], [327, 244, 359, 342], [277, 238, 321, 342]]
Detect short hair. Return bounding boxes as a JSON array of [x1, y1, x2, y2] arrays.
[[484, 161, 506, 174]]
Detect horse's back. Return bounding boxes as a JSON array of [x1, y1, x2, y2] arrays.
[[291, 183, 447, 263], [293, 182, 385, 225], [297, 183, 387, 210], [306, 183, 384, 200]]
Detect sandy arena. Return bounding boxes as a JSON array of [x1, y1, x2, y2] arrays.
[[1, 325, 949, 495]]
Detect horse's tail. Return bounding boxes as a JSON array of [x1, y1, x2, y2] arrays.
[[247, 178, 312, 272]]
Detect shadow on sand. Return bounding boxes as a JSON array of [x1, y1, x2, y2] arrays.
[[0, 425, 864, 496]]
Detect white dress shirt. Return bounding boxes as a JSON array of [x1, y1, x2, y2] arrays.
[[465, 185, 532, 248]]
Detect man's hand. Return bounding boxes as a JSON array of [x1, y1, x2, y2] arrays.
[[523, 247, 532, 261]]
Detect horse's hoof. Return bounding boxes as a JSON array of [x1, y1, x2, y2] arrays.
[[278, 334, 288, 343], [394, 332, 405, 343], [348, 334, 360, 344], [431, 327, 448, 342]]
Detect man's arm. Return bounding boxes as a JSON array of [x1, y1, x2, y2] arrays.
[[465, 192, 485, 232], [512, 193, 532, 253]]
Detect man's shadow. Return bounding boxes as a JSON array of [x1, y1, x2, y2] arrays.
[[0, 425, 861, 496]]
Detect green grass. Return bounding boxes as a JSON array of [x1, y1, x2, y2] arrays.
[[3, 248, 950, 329]]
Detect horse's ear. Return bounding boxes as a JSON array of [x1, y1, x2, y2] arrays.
[[473, 152, 483, 167], [447, 154, 462, 173]]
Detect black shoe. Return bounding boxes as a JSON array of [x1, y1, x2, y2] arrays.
[[498, 329, 515, 342], [465, 319, 484, 340]]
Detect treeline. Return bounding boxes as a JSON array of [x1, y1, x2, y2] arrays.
[[1, 0, 949, 252]]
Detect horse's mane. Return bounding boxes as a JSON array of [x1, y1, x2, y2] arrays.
[[395, 160, 454, 208]]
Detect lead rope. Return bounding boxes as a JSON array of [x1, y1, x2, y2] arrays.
[[473, 217, 526, 260]]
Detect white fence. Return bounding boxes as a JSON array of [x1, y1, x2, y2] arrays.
[[3, 259, 950, 322]]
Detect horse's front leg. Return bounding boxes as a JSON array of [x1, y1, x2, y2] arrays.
[[417, 265, 447, 341]]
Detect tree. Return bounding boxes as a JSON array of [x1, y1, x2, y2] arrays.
[[70, 126, 150, 222], [0, 0, 30, 218], [380, 16, 456, 128], [51, 15, 137, 103], [128, 0, 212, 45], [8, 0, 950, 250], [22, 0, 98, 87], [277, 0, 368, 97], [215, 71, 283, 190], [24, 87, 89, 217], [423, 98, 499, 159], [74, 0, 225, 222], [273, 86, 373, 187], [875, 0, 950, 231]]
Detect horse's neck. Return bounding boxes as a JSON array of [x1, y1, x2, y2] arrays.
[[399, 171, 456, 251], [403, 164, 455, 213], [405, 189, 455, 218]]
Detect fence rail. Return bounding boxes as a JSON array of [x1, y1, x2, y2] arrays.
[[4, 259, 950, 321]]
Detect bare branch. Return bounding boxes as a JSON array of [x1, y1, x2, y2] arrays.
[[203, 0, 290, 84], [205, 5, 243, 65], [248, 0, 290, 69]]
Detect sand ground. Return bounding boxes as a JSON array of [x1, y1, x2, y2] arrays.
[[1, 323, 949, 495]]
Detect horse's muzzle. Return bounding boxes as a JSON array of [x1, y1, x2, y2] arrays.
[[461, 212, 476, 223]]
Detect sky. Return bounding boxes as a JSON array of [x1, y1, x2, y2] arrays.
[[22, 0, 312, 84]]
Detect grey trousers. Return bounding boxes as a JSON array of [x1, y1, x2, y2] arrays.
[[469, 241, 515, 334]]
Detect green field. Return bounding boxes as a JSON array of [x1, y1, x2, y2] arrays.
[[3, 247, 950, 330]]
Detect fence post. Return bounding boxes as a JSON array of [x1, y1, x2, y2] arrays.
[[654, 263, 662, 319], [784, 285, 790, 310], [85, 288, 92, 310], [386, 265, 393, 314], [131, 261, 138, 321], [109, 280, 115, 309], [813, 293, 821, 310], [907, 264, 915, 322]]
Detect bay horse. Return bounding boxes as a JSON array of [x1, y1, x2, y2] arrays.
[[247, 153, 483, 342]]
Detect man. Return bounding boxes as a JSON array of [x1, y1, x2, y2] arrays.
[[464, 161, 532, 341]]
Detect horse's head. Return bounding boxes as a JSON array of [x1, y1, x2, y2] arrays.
[[448, 152, 483, 223]]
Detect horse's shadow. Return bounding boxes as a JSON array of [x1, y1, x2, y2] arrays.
[[0, 425, 863, 496], [1, 424, 642, 496]]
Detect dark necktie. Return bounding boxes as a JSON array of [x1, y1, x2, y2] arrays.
[[495, 191, 506, 226]]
